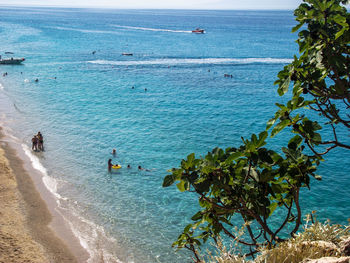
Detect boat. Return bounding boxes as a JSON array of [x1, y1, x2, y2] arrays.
[[192, 28, 205, 34], [122, 53, 133, 56], [0, 58, 25, 65]]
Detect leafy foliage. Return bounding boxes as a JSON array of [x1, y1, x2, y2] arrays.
[[270, 0, 350, 155], [164, 132, 320, 259], [163, 0, 350, 262]]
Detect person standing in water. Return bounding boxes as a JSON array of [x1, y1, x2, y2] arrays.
[[37, 132, 44, 151], [108, 159, 113, 172], [31, 136, 38, 151]]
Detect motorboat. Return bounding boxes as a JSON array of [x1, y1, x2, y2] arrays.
[[0, 57, 25, 65], [192, 28, 205, 34], [122, 53, 133, 56]]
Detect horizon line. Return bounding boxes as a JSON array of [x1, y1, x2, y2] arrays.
[[0, 4, 297, 11]]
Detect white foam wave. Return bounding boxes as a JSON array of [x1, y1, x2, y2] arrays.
[[22, 144, 62, 200], [113, 24, 192, 33], [58, 206, 122, 263], [21, 143, 121, 262], [88, 57, 293, 66], [0, 83, 4, 90]]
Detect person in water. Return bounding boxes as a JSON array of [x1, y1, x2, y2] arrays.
[[127, 164, 131, 168], [138, 165, 152, 172], [31, 136, 38, 151], [37, 132, 44, 151], [112, 149, 116, 156], [108, 159, 113, 172]]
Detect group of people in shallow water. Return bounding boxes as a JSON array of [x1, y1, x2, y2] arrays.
[[31, 132, 44, 151], [108, 148, 150, 172]]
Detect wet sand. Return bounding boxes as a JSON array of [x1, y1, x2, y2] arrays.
[[0, 129, 88, 263]]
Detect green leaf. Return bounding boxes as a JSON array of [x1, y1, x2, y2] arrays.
[[187, 153, 195, 165], [251, 134, 258, 145], [191, 212, 203, 221], [271, 183, 283, 194], [266, 117, 277, 130], [177, 180, 186, 192], [257, 131, 268, 147], [268, 202, 278, 216], [271, 119, 290, 137], [163, 174, 176, 187], [225, 151, 243, 164], [278, 76, 291, 96], [288, 135, 303, 150], [292, 22, 304, 32], [184, 224, 193, 233]]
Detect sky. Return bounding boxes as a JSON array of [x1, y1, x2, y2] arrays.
[[0, 0, 304, 10]]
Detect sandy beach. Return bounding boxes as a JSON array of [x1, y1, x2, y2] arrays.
[[0, 129, 87, 263]]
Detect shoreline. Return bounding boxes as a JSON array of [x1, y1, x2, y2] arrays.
[[0, 128, 89, 263]]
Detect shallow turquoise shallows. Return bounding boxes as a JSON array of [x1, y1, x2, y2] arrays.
[[0, 7, 349, 263]]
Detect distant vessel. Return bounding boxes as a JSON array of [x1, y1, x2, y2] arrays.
[[122, 53, 133, 56], [192, 28, 205, 34], [0, 57, 25, 65]]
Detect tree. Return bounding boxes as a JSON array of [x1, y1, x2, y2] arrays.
[[271, 0, 350, 155], [163, 0, 350, 262]]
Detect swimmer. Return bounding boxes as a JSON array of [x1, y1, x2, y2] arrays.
[[138, 165, 151, 172], [112, 149, 116, 156], [35, 78, 39, 82], [127, 164, 131, 168], [108, 159, 113, 172]]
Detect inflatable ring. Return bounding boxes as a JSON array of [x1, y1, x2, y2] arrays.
[[112, 165, 122, 169]]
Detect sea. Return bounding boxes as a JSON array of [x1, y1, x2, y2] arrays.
[[0, 7, 349, 263]]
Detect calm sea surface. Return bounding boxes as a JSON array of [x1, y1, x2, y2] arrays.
[[0, 7, 349, 263]]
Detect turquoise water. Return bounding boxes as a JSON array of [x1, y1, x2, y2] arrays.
[[0, 7, 349, 263]]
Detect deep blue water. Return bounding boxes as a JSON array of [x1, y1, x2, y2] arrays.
[[0, 7, 349, 263]]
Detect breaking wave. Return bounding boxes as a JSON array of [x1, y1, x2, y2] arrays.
[[88, 57, 293, 66]]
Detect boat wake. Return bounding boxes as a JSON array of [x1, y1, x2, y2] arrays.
[[88, 57, 293, 66], [50, 26, 122, 35], [112, 24, 192, 33]]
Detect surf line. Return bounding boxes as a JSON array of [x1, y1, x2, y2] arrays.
[[87, 57, 293, 66]]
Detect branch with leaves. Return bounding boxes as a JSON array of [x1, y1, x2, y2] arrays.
[[163, 0, 349, 262], [163, 132, 320, 261], [270, 0, 350, 155]]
